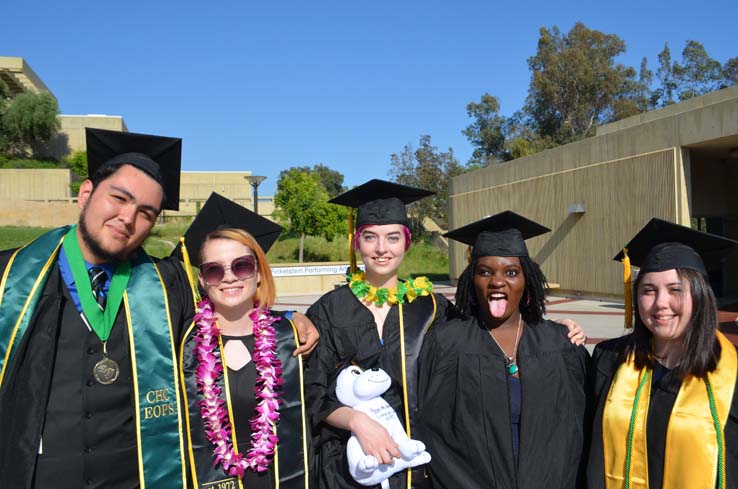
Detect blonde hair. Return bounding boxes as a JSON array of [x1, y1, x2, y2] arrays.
[[199, 228, 276, 308]]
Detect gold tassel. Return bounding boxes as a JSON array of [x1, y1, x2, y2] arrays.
[[179, 237, 201, 304], [466, 245, 473, 264], [348, 209, 357, 274], [622, 247, 632, 329]]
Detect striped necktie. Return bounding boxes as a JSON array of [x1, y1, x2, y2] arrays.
[[88, 266, 108, 311]]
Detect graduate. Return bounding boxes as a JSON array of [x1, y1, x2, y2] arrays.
[[0, 130, 320, 489], [0, 128, 193, 488], [176, 192, 312, 489], [587, 218, 738, 489], [418, 211, 590, 489], [304, 179, 451, 489]]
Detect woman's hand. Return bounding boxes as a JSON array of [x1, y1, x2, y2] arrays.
[[291, 312, 320, 357], [556, 318, 587, 346], [349, 411, 401, 464], [325, 407, 400, 464]]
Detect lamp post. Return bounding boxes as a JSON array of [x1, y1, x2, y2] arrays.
[[244, 175, 267, 214]]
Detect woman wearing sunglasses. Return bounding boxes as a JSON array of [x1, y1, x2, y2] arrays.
[[178, 193, 313, 489]]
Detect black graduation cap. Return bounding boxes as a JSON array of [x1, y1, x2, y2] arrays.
[[444, 211, 551, 259], [86, 128, 182, 210], [613, 218, 738, 276], [329, 179, 434, 227], [171, 192, 283, 266]]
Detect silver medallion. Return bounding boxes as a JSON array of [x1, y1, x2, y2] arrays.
[[93, 356, 120, 385]]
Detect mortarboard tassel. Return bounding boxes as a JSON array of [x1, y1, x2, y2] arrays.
[[622, 247, 632, 329], [179, 236, 201, 305], [348, 209, 357, 274]]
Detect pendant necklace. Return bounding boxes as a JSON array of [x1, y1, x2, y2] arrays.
[[62, 226, 130, 385], [488, 314, 522, 375]]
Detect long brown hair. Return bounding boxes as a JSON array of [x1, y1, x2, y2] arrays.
[[627, 268, 720, 378], [199, 228, 276, 308]]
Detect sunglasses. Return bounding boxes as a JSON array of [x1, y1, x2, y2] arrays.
[[200, 255, 257, 285]]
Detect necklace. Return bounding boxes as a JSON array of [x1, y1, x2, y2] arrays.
[[488, 314, 523, 376], [194, 296, 283, 476], [348, 271, 433, 306], [62, 226, 131, 385]]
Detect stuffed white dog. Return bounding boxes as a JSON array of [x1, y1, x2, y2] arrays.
[[335, 365, 431, 488]]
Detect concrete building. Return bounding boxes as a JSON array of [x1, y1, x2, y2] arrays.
[[1, 57, 129, 160], [1, 57, 275, 223], [0, 56, 54, 99], [448, 85, 738, 299]]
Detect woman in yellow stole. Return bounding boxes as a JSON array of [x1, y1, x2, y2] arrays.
[[587, 218, 738, 489]]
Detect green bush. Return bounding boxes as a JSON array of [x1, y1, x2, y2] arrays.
[[0, 155, 60, 169], [3, 223, 450, 281]]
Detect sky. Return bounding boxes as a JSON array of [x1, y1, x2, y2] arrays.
[[3, 0, 736, 196]]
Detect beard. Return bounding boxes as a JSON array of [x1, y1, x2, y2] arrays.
[[78, 206, 133, 264]]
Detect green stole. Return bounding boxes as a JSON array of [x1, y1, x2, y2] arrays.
[[0, 226, 187, 488]]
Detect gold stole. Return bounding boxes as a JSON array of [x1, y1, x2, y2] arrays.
[[602, 332, 737, 489]]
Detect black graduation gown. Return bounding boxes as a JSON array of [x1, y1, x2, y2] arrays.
[[586, 336, 738, 489], [181, 312, 311, 489], [0, 249, 193, 489], [417, 317, 590, 489], [304, 285, 449, 489]]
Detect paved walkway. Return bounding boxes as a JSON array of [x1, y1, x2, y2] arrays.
[[275, 285, 738, 352]]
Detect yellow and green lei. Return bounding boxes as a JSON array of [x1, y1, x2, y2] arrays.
[[347, 271, 433, 306]]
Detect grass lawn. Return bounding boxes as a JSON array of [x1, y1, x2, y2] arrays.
[[1, 224, 450, 280]]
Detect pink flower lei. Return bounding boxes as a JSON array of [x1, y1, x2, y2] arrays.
[[194, 296, 283, 476]]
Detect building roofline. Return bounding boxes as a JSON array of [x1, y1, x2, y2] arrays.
[[0, 56, 55, 101]]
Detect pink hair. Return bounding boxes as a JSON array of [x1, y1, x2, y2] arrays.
[[354, 224, 412, 251]]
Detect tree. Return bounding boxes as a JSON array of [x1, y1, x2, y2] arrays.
[[654, 41, 732, 106], [723, 57, 738, 88], [65, 150, 88, 195], [674, 41, 723, 101], [389, 135, 463, 234], [656, 44, 678, 106], [0, 91, 60, 157], [462, 93, 507, 166], [525, 22, 642, 143], [462, 24, 736, 167], [277, 163, 346, 198], [274, 168, 347, 262]]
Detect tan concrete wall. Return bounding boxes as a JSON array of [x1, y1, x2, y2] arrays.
[[0, 199, 78, 227], [271, 262, 350, 295], [449, 149, 685, 297], [167, 171, 268, 219], [449, 86, 738, 297], [451, 88, 738, 200], [0, 57, 54, 98], [46, 115, 128, 159], [58, 115, 128, 152], [597, 85, 738, 135], [274, 273, 345, 296], [0, 169, 71, 200]]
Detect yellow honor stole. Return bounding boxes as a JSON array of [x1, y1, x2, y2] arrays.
[[602, 332, 737, 489]]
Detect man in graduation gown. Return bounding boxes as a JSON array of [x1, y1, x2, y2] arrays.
[[0, 128, 197, 488], [0, 130, 321, 489]]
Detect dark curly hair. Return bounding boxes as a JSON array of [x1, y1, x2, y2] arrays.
[[454, 255, 549, 324]]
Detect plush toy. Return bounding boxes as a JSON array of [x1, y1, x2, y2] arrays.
[[335, 365, 431, 489]]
